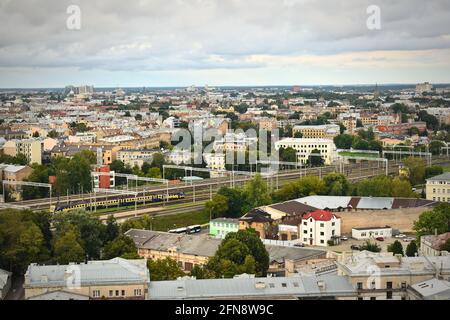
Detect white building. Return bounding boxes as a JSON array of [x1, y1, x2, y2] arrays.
[[203, 153, 226, 170], [165, 150, 192, 165], [299, 210, 341, 247], [352, 227, 393, 240], [275, 138, 337, 165]]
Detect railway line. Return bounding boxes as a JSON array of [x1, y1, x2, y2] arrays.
[[6, 157, 450, 212]]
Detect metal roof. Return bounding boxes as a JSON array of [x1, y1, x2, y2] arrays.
[[149, 275, 356, 300], [411, 278, 450, 300], [427, 172, 450, 182], [24, 258, 149, 288]]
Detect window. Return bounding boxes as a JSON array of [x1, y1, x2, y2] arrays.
[[320, 232, 324, 236], [332, 222, 335, 226], [357, 282, 363, 290], [93, 290, 100, 298], [370, 297, 376, 301], [281, 283, 287, 288], [386, 292, 393, 300], [386, 282, 393, 289], [121, 290, 125, 296], [357, 297, 363, 301], [109, 290, 113, 297], [134, 289, 142, 296], [115, 290, 119, 296], [320, 223, 324, 228], [401, 282, 407, 289], [320, 240, 324, 244]]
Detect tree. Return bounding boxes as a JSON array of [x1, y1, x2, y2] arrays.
[[135, 114, 143, 121], [205, 229, 269, 278], [147, 257, 185, 281], [306, 149, 324, 167], [402, 157, 426, 186], [440, 239, 450, 252], [53, 210, 106, 260], [413, 204, 450, 238], [334, 134, 353, 149], [387, 240, 404, 256], [32, 131, 40, 138], [279, 147, 297, 162], [47, 130, 58, 138], [105, 215, 120, 243], [242, 174, 271, 211], [150, 153, 165, 171], [429, 141, 445, 156], [406, 241, 418, 257], [103, 235, 140, 259], [425, 166, 443, 179], [293, 132, 303, 138], [217, 187, 246, 218], [204, 194, 229, 219], [323, 173, 350, 196], [273, 175, 326, 202], [52, 228, 85, 265], [359, 240, 381, 253]]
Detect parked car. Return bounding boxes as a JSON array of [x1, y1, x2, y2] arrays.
[[351, 245, 360, 250], [340, 236, 349, 241], [294, 243, 304, 247], [395, 234, 406, 238], [403, 237, 416, 242], [375, 237, 385, 241]]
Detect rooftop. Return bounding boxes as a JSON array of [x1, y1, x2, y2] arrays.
[[410, 278, 450, 300], [24, 258, 149, 288], [427, 172, 450, 182], [149, 274, 356, 300]]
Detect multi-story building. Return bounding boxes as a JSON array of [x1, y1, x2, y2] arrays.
[[292, 124, 340, 139], [416, 82, 433, 95], [420, 232, 450, 256], [165, 150, 191, 165], [117, 149, 157, 168], [336, 251, 450, 300], [209, 218, 239, 238], [274, 138, 337, 165], [2, 139, 42, 164], [376, 122, 427, 135], [426, 172, 450, 202], [23, 258, 150, 300], [203, 153, 226, 171], [214, 132, 258, 153], [299, 210, 341, 247]]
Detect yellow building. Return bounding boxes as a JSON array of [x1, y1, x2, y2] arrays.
[[24, 258, 150, 300], [426, 173, 450, 203], [293, 124, 340, 139]]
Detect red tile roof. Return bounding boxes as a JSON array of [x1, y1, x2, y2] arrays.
[[303, 210, 339, 222]]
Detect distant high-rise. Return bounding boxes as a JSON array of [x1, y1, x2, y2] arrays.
[[78, 85, 94, 95], [416, 82, 433, 94]]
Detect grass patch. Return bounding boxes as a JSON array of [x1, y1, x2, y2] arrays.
[[443, 166, 450, 173], [339, 151, 379, 158], [151, 210, 210, 232]]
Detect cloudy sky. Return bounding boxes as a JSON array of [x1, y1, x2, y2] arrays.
[[0, 0, 449, 88]]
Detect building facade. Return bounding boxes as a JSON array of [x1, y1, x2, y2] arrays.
[[209, 218, 239, 238], [299, 210, 341, 247], [426, 173, 450, 203], [275, 138, 337, 165]]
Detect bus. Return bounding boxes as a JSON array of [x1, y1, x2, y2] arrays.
[[187, 225, 202, 234], [168, 227, 188, 234]]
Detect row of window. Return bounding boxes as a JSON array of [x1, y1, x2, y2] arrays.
[[432, 197, 450, 202], [92, 288, 142, 298], [432, 188, 450, 194]]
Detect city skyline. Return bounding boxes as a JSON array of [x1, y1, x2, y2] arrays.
[[0, 0, 450, 88]]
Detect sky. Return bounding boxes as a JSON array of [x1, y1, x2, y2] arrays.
[[0, 0, 449, 88]]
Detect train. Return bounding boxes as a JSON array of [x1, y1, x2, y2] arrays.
[[50, 192, 185, 213]]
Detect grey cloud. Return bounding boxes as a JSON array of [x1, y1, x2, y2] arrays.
[[0, 0, 449, 72]]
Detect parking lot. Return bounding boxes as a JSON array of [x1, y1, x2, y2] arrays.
[[320, 234, 417, 253]]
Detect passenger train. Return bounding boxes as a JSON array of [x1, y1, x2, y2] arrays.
[[51, 192, 185, 213]]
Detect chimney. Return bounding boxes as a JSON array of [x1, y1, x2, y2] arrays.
[[317, 280, 326, 291]]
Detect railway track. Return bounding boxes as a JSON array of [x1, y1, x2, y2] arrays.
[[6, 157, 450, 210]]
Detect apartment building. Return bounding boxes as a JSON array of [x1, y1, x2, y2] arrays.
[[117, 149, 157, 168], [299, 210, 341, 247], [275, 138, 337, 165], [165, 150, 191, 165], [336, 251, 450, 300], [2, 139, 42, 164], [203, 153, 226, 170], [416, 82, 433, 95], [426, 172, 450, 202], [209, 218, 239, 238], [420, 232, 450, 257], [376, 122, 427, 135], [23, 258, 150, 300], [292, 124, 340, 139]]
